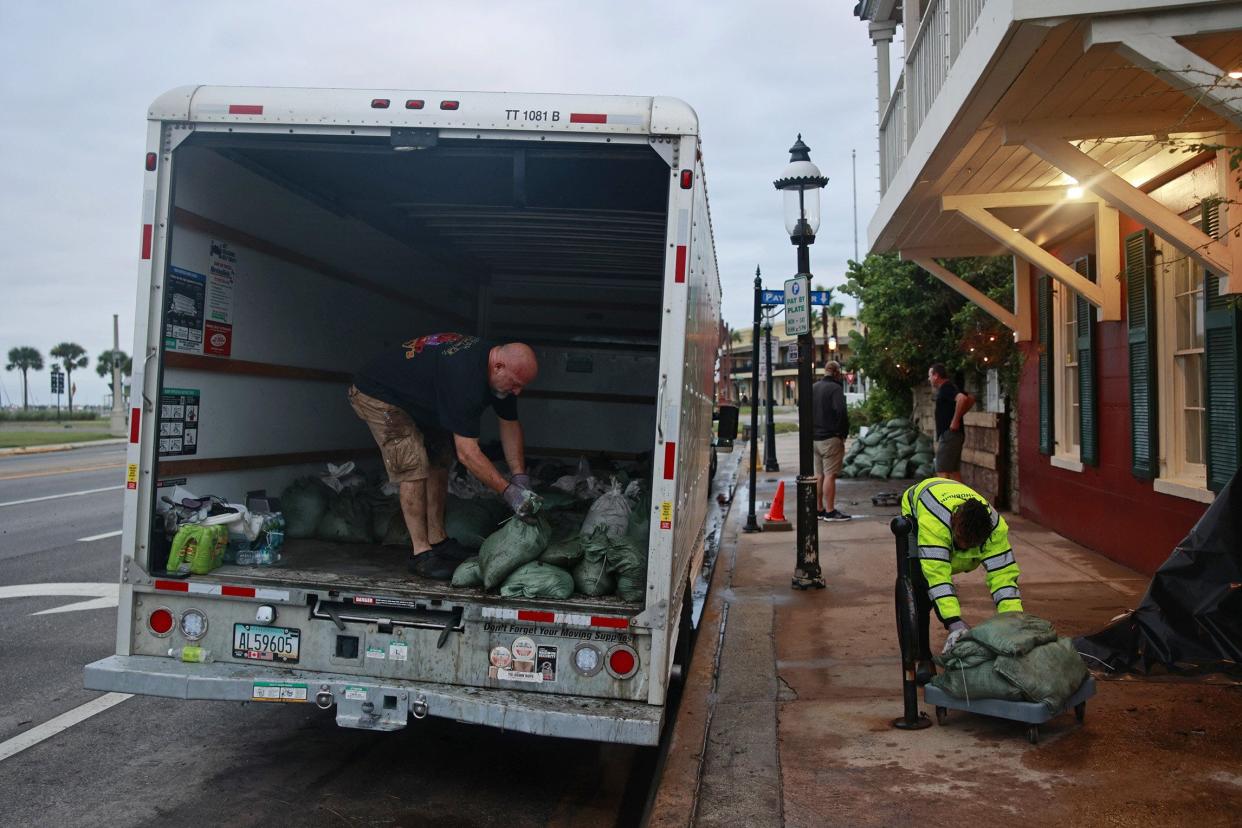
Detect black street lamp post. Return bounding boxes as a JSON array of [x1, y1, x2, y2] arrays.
[[774, 135, 828, 591], [763, 321, 779, 472], [745, 268, 763, 533]]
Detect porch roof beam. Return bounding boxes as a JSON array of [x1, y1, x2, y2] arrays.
[[943, 190, 1101, 210], [944, 200, 1108, 311], [902, 254, 1018, 332], [1086, 9, 1242, 129], [1020, 133, 1232, 277], [1001, 109, 1221, 143]]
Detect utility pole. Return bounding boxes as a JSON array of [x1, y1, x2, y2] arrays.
[[109, 314, 126, 437], [852, 148, 859, 264]]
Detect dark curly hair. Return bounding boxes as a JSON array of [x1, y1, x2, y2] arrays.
[[950, 498, 993, 548]]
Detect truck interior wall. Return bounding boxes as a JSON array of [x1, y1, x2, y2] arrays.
[[159, 137, 668, 515]]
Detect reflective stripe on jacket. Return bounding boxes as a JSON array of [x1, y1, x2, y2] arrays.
[[899, 477, 1023, 624]]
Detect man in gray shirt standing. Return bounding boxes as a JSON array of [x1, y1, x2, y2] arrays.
[[812, 361, 851, 521]]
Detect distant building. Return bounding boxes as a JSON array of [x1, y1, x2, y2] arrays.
[[725, 316, 866, 405]]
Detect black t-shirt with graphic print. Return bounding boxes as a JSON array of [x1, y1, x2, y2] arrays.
[[353, 333, 518, 438]]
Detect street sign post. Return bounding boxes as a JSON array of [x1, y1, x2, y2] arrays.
[[784, 275, 811, 336], [50, 369, 64, 420], [762, 289, 831, 307]]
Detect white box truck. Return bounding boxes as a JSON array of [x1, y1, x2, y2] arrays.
[[85, 86, 730, 746]]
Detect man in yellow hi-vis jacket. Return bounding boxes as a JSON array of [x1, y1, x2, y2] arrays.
[[900, 477, 1023, 684]]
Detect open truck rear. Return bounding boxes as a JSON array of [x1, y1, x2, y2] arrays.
[[85, 86, 725, 745]]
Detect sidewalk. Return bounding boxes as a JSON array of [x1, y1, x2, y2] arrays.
[[650, 432, 1242, 827]]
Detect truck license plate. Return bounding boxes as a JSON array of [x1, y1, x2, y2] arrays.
[[233, 623, 300, 663]]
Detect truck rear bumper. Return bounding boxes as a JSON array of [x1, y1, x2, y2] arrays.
[[85, 655, 662, 745]]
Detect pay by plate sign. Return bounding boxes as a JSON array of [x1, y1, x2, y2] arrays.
[[784, 275, 810, 336]]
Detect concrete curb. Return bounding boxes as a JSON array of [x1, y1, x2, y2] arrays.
[[0, 437, 128, 457]]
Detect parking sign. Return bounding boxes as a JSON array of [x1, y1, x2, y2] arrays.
[[784, 275, 810, 336]]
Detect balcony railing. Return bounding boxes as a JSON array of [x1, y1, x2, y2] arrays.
[[879, 0, 989, 194]]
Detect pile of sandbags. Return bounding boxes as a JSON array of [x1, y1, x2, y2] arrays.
[[840, 417, 935, 480]]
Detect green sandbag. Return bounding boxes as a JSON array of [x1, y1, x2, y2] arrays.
[[316, 490, 373, 543], [445, 496, 499, 549], [500, 560, 574, 600], [929, 661, 1025, 702], [967, 612, 1058, 656], [912, 451, 934, 465], [605, 535, 648, 602], [281, 477, 329, 538], [887, 418, 912, 428], [547, 509, 586, 543], [870, 447, 897, 464], [572, 556, 616, 596], [889, 461, 911, 479], [860, 431, 884, 447], [915, 463, 935, 479], [479, 515, 552, 590], [869, 462, 893, 478], [894, 441, 917, 457], [541, 537, 584, 567], [534, 488, 579, 511], [995, 638, 1089, 713], [451, 556, 483, 588], [370, 494, 401, 541]]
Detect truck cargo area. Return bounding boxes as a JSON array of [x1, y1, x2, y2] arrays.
[[152, 129, 674, 609]]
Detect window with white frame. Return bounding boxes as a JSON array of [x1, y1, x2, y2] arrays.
[[1052, 282, 1080, 458], [1153, 234, 1207, 487]]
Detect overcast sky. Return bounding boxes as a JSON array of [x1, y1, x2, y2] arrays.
[[0, 0, 882, 407]]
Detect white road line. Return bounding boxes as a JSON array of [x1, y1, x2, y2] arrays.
[[0, 693, 132, 763], [77, 530, 122, 543], [0, 486, 123, 508]]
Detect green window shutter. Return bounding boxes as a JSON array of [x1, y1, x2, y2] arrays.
[[1125, 231, 1158, 479], [1075, 255, 1099, 466], [1038, 273, 1054, 455], [1202, 201, 1242, 492]]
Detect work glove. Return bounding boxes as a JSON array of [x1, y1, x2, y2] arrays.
[[942, 620, 970, 654], [503, 483, 541, 522], [510, 473, 532, 490]]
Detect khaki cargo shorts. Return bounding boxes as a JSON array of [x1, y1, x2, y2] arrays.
[[813, 437, 845, 476], [348, 386, 454, 483]]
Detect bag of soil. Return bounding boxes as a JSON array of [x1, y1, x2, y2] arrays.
[[479, 515, 552, 590], [500, 561, 575, 600], [541, 536, 584, 568], [606, 535, 648, 602], [572, 555, 616, 596], [450, 556, 483, 588], [581, 479, 632, 543], [316, 490, 374, 544], [445, 496, 500, 549], [281, 477, 330, 538]]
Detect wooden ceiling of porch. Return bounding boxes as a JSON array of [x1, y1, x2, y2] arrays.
[[889, 21, 1241, 257]]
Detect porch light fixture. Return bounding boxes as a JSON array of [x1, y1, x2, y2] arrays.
[[773, 135, 828, 592], [1067, 186, 1084, 199], [1229, 70, 1242, 79]]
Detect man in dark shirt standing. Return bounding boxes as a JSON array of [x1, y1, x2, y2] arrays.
[[928, 363, 974, 482], [349, 333, 539, 578], [812, 361, 851, 521]]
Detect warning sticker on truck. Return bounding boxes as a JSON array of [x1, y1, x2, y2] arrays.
[[164, 267, 206, 354], [158, 388, 199, 457], [251, 681, 308, 703], [660, 501, 673, 530], [126, 464, 138, 490]]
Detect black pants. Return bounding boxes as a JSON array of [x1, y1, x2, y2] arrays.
[[909, 559, 935, 662]]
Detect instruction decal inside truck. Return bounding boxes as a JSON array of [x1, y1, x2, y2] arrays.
[[158, 388, 200, 457], [205, 240, 236, 356], [164, 267, 206, 353]]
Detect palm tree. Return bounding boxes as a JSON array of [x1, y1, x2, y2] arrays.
[[5, 346, 43, 410], [97, 349, 133, 404], [50, 342, 89, 415]]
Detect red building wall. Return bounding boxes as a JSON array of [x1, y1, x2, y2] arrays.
[[1015, 215, 1208, 576]]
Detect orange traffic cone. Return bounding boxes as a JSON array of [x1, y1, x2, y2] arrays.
[[763, 481, 793, 531]]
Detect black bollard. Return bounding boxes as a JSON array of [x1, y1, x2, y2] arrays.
[[891, 515, 931, 730]]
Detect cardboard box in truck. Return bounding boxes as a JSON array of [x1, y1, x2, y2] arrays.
[[85, 86, 731, 745]]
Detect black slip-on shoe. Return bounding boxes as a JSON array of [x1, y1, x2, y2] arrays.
[[411, 549, 459, 580], [431, 538, 475, 562]]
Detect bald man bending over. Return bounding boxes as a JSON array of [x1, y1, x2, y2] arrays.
[[349, 334, 539, 579]]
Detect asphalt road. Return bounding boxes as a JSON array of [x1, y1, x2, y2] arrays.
[[0, 444, 733, 828]]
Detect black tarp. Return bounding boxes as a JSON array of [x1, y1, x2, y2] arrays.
[[1075, 471, 1241, 676]]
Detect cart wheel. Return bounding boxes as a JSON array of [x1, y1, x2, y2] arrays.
[[1075, 702, 1086, 723], [935, 706, 947, 726], [1027, 725, 1039, 745]]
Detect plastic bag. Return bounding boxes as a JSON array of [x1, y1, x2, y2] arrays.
[[165, 524, 228, 575], [451, 556, 484, 588], [552, 457, 608, 500], [320, 461, 365, 494], [500, 561, 574, 600], [281, 477, 330, 538], [581, 479, 632, 543], [479, 515, 552, 590]]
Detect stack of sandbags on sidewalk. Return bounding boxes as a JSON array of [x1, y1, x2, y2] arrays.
[[931, 613, 1089, 713], [840, 417, 935, 480]]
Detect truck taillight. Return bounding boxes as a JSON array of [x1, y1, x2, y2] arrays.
[[606, 645, 639, 680], [145, 152, 157, 171], [680, 169, 693, 189], [371, 99, 390, 109], [405, 99, 425, 110], [148, 608, 174, 637], [440, 100, 459, 110]]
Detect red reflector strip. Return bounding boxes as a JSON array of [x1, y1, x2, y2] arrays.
[[517, 610, 555, 623], [570, 113, 607, 124], [154, 579, 188, 592], [440, 100, 459, 110], [591, 616, 630, 629], [145, 153, 157, 172], [141, 225, 153, 260], [228, 104, 263, 115], [664, 442, 676, 479], [221, 585, 256, 598], [129, 408, 141, 443], [675, 245, 687, 283], [680, 169, 693, 189], [405, 99, 425, 109], [371, 98, 390, 109]]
